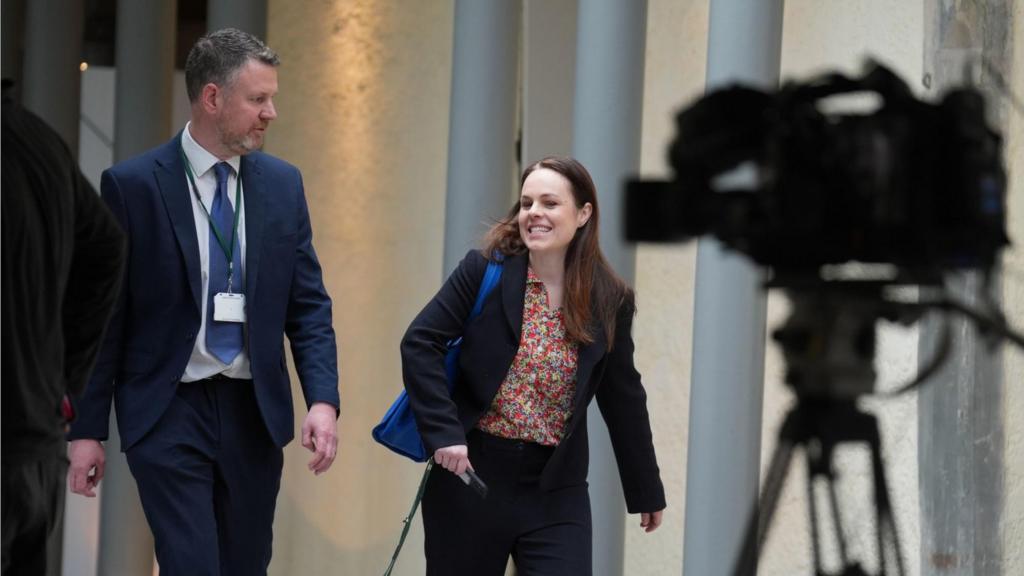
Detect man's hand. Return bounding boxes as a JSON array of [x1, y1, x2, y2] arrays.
[[640, 509, 664, 533], [67, 439, 105, 497], [434, 444, 472, 476], [301, 402, 338, 475]]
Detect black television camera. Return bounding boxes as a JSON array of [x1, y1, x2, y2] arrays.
[[626, 62, 1008, 279], [626, 63, 1018, 576]]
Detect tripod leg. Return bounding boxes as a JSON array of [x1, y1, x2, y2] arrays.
[[805, 443, 853, 574], [825, 472, 851, 566], [804, 459, 825, 572], [757, 436, 797, 550], [868, 420, 905, 576], [733, 410, 801, 576]]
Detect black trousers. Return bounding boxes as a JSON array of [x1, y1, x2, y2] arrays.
[[126, 377, 283, 576], [422, 430, 592, 576], [1, 452, 66, 576]]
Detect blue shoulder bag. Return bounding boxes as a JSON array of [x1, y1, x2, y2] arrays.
[[372, 258, 502, 462], [375, 258, 502, 575]]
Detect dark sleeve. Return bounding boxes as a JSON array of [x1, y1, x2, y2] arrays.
[[62, 169, 127, 396], [67, 169, 130, 440], [284, 170, 340, 412], [400, 249, 489, 452], [595, 296, 667, 514]]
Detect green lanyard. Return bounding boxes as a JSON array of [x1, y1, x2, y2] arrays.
[[179, 146, 242, 291], [382, 461, 434, 576]]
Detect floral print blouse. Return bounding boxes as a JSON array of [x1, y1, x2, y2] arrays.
[[476, 268, 579, 445]]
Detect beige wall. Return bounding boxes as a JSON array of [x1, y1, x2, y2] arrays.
[[628, 0, 709, 573], [265, 1, 453, 574]]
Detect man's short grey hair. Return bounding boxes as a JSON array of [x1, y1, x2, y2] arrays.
[[185, 28, 280, 102]]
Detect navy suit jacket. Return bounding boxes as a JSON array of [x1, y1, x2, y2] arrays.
[[69, 133, 338, 450], [401, 250, 665, 513]]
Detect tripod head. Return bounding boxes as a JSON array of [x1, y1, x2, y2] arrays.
[[774, 285, 885, 401], [770, 279, 926, 402]]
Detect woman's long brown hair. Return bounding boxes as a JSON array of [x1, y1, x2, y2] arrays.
[[481, 156, 632, 351]]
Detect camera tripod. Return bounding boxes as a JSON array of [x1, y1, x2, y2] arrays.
[[733, 285, 909, 576], [734, 398, 905, 576]]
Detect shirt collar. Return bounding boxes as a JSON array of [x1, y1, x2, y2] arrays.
[[526, 267, 543, 284], [182, 122, 241, 180]]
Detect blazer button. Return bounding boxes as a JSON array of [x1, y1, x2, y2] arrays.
[[186, 331, 195, 340]]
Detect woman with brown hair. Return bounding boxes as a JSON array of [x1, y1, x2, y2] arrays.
[[401, 156, 665, 575]]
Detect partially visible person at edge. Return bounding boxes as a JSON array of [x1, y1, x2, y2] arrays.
[[64, 28, 340, 576], [2, 79, 127, 576], [401, 156, 666, 575]]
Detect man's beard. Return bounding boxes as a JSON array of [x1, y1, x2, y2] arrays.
[[218, 122, 264, 156]]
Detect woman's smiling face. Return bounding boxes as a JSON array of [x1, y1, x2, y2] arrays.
[[517, 168, 592, 257]]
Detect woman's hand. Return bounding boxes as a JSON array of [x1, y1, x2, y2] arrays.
[[434, 444, 473, 476], [640, 509, 664, 533]]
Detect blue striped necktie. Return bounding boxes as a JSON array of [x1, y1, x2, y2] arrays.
[[206, 161, 244, 364]]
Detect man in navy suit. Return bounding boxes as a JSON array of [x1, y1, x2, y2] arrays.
[[66, 28, 339, 575]]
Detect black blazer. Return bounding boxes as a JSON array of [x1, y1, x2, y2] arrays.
[[401, 250, 665, 513], [3, 97, 126, 460]]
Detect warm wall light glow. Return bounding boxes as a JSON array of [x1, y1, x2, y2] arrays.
[[79, 61, 89, 72]]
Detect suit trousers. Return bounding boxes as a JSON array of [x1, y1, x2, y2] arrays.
[[126, 376, 283, 576], [1, 451, 66, 576], [422, 430, 592, 576]]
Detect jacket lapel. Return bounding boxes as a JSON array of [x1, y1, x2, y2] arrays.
[[240, 154, 266, 303], [155, 133, 202, 311], [501, 253, 528, 343]]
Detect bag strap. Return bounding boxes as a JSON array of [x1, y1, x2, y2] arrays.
[[470, 258, 502, 318], [382, 256, 503, 575], [443, 257, 504, 358], [383, 460, 434, 576]]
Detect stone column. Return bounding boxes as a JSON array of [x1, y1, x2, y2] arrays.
[[442, 0, 521, 273], [682, 1, 782, 574], [22, 0, 84, 154], [572, 1, 648, 574], [207, 0, 267, 39], [919, 1, 1016, 574], [93, 1, 179, 574]]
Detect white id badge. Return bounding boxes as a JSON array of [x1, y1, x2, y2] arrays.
[[213, 293, 246, 322]]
